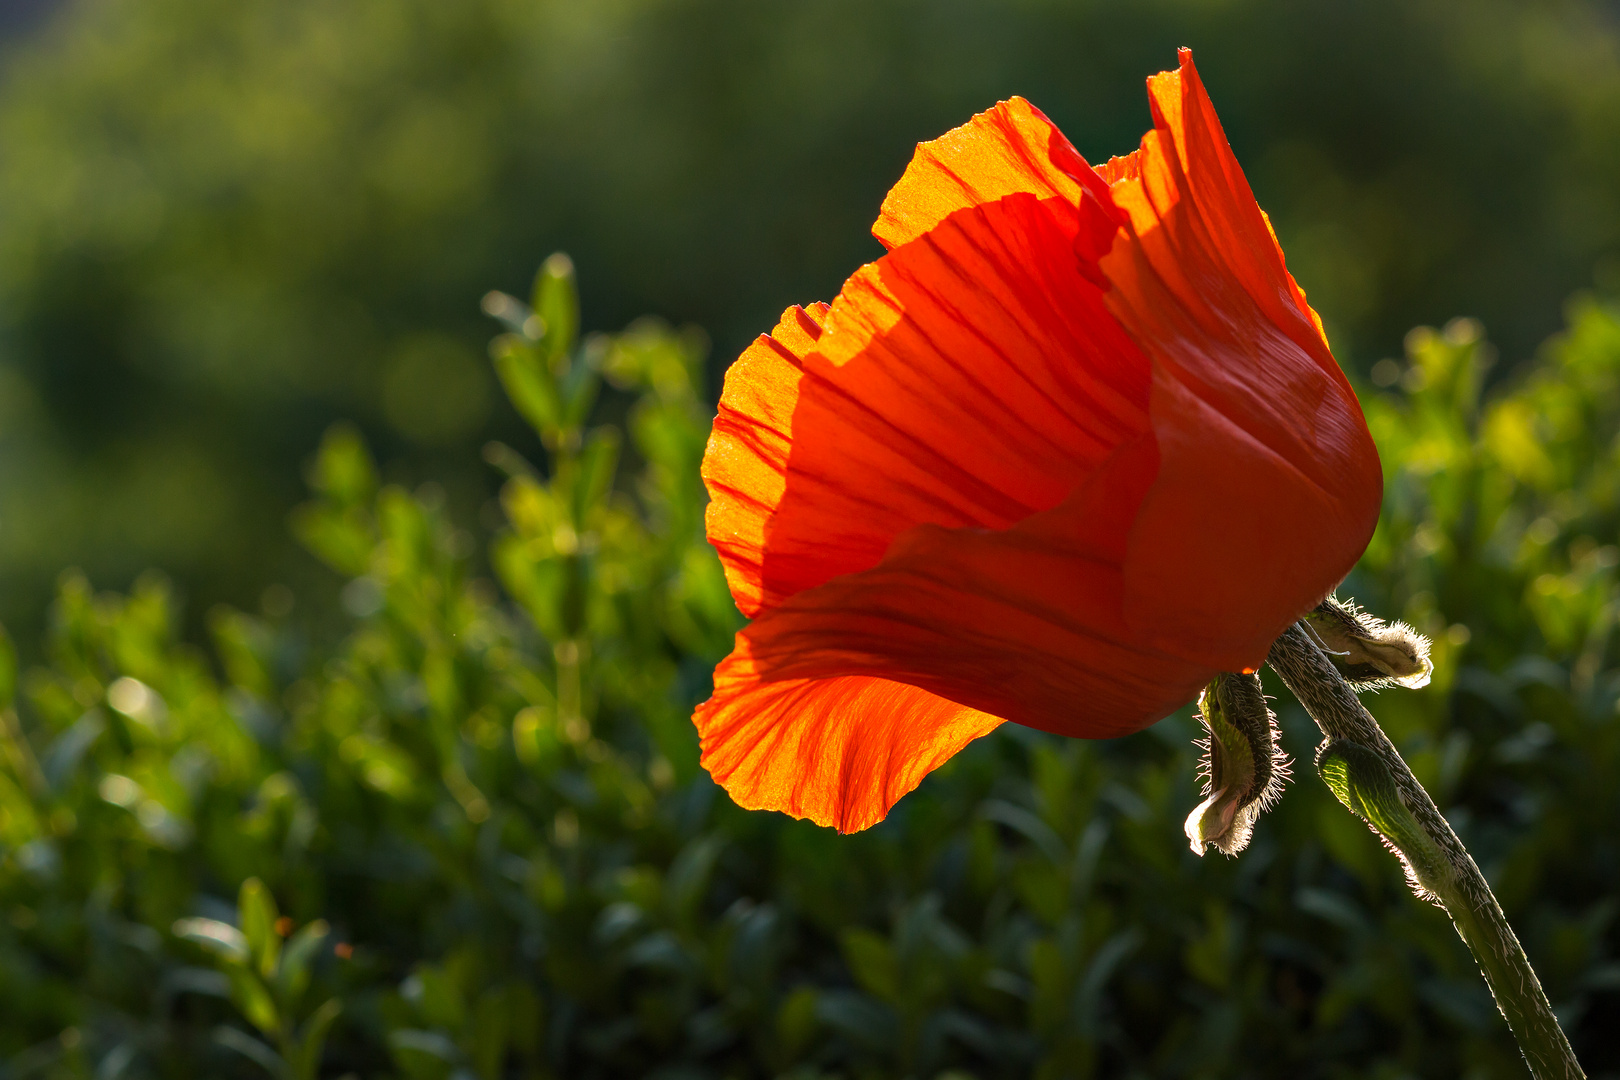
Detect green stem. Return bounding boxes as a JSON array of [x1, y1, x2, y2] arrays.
[[1266, 622, 1583, 1080]]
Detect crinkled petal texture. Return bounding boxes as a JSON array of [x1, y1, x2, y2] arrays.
[[697, 50, 1381, 833]]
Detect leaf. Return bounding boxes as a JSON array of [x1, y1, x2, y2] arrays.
[[275, 919, 330, 1003], [212, 1025, 286, 1078], [228, 967, 281, 1036], [559, 357, 600, 431], [532, 253, 578, 368], [173, 917, 250, 965], [238, 878, 281, 979], [42, 711, 106, 789], [491, 536, 570, 642], [573, 426, 620, 520], [491, 335, 562, 437], [839, 928, 900, 1004], [307, 423, 377, 507], [813, 989, 896, 1052], [980, 799, 1068, 864], [410, 964, 467, 1031], [1073, 929, 1143, 1038], [664, 835, 722, 929], [480, 289, 538, 338], [338, 733, 420, 799], [387, 1029, 461, 1080], [511, 705, 561, 772], [775, 986, 819, 1064], [163, 966, 233, 1000], [289, 998, 341, 1080], [290, 503, 375, 577]]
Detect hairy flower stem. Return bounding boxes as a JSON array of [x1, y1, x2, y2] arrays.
[[1266, 623, 1584, 1080]]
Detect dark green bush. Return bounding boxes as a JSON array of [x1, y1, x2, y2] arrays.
[[0, 261, 1617, 1078]]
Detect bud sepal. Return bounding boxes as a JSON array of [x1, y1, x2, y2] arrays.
[[1315, 737, 1451, 903], [1185, 671, 1291, 856], [1304, 596, 1432, 690]]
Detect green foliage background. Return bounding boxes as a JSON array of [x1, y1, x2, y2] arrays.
[[1, 1, 1619, 1077]]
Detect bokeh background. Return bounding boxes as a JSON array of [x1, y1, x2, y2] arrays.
[[2, 1, 1620, 1078], [2, 0, 1619, 635]]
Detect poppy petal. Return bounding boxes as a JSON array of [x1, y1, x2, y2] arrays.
[[703, 302, 829, 618], [697, 648, 1004, 834], [744, 430, 1209, 731], [872, 97, 1108, 251], [698, 431, 1211, 830], [1095, 151, 1142, 186], [1099, 50, 1383, 671], [739, 190, 1151, 612]]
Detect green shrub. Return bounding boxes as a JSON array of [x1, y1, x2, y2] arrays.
[[0, 262, 1616, 1078]]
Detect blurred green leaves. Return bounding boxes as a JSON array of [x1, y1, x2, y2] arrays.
[[290, 423, 378, 578], [174, 878, 341, 1079]]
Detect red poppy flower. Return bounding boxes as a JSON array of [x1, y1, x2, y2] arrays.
[[695, 49, 1382, 833]]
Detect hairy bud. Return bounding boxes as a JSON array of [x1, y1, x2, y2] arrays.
[[1315, 738, 1449, 903], [1304, 597, 1432, 690], [1185, 671, 1290, 856]]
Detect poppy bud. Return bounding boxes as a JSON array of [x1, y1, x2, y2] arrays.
[[1184, 672, 1290, 856], [1315, 738, 1448, 902], [1304, 597, 1432, 690]]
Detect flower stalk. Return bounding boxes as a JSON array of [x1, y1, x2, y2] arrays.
[[1266, 622, 1584, 1080]]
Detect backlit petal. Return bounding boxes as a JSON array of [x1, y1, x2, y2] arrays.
[[1100, 50, 1383, 672], [697, 647, 1004, 834], [741, 191, 1150, 611], [703, 302, 829, 618], [698, 433, 1208, 831], [744, 432, 1209, 733], [872, 97, 1108, 251]]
